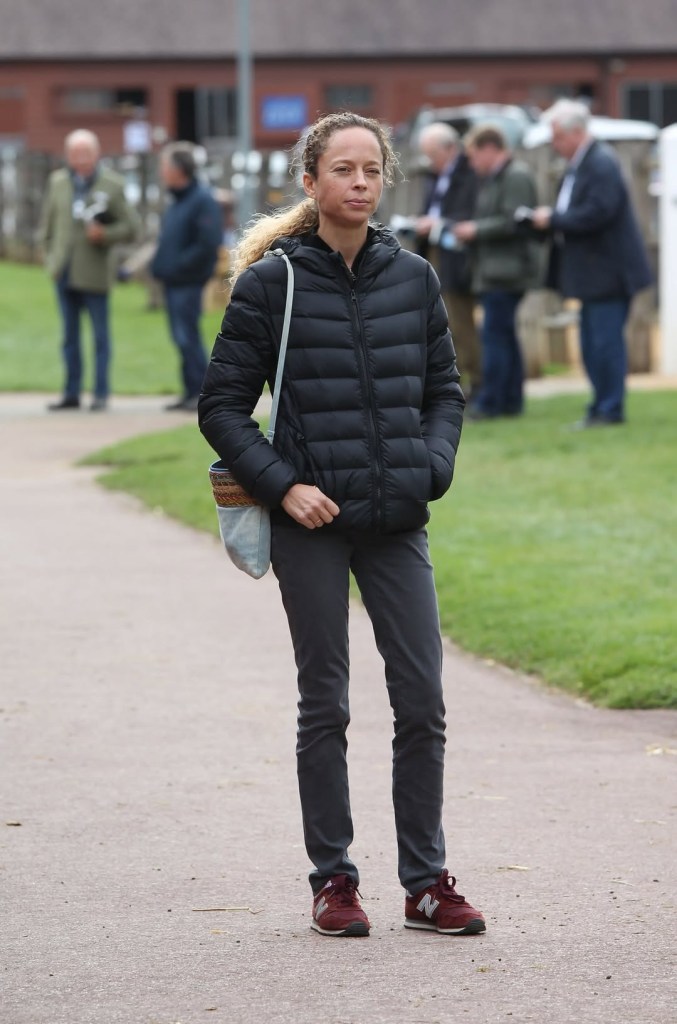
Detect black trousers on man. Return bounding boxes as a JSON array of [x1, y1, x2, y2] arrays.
[[272, 522, 447, 895]]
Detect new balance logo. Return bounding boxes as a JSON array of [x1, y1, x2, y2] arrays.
[[315, 897, 329, 919], [417, 893, 440, 918]]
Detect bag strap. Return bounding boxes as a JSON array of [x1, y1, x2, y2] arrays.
[[266, 249, 294, 444]]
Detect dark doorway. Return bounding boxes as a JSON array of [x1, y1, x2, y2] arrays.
[[175, 88, 238, 143], [176, 89, 197, 142]]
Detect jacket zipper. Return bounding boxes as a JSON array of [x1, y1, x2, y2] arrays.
[[348, 282, 385, 529]]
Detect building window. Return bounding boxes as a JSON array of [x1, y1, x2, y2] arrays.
[[324, 85, 374, 111], [623, 82, 677, 127], [524, 83, 596, 108], [58, 88, 148, 116], [425, 82, 476, 99], [176, 88, 238, 143]]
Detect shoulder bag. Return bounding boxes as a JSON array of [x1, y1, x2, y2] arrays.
[[208, 249, 294, 579]]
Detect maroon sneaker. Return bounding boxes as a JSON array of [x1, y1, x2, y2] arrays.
[[405, 870, 486, 935], [310, 875, 370, 937]]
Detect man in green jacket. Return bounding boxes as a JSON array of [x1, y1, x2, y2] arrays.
[[454, 125, 540, 419], [40, 129, 140, 410]]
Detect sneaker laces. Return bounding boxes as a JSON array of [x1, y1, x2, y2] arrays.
[[328, 875, 362, 907], [436, 869, 467, 904]]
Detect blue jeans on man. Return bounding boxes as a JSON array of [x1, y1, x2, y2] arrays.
[[56, 275, 110, 400], [579, 298, 629, 423], [473, 290, 524, 417], [165, 284, 209, 399]]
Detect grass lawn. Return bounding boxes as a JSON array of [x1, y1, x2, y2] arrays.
[[82, 390, 677, 710], [0, 261, 226, 394]]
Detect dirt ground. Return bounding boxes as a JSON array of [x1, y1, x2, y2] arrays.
[[2, 392, 675, 1024]]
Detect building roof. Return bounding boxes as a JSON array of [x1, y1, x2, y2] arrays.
[[2, 0, 677, 60]]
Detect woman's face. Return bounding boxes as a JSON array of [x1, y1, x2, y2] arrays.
[[303, 127, 384, 231]]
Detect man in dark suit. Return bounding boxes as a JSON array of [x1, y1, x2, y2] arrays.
[[414, 122, 481, 397], [533, 99, 653, 426]]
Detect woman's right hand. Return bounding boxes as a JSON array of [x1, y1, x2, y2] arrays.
[[281, 484, 340, 530]]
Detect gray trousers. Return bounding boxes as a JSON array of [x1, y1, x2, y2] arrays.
[[271, 523, 447, 895]]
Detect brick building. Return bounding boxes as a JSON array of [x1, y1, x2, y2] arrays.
[[1, 0, 677, 156]]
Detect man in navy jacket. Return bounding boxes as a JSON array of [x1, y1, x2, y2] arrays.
[[152, 142, 223, 411], [533, 99, 653, 426]]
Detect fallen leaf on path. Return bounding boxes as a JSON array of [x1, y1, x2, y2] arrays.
[[497, 865, 531, 871], [645, 744, 677, 756], [5, 821, 22, 827]]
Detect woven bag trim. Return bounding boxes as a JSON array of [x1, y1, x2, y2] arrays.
[[210, 470, 261, 508]]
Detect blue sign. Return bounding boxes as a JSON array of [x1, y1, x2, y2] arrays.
[[261, 95, 308, 131]]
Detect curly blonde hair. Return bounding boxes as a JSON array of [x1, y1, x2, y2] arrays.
[[229, 112, 398, 282]]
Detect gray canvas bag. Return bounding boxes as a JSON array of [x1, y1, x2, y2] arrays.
[[208, 249, 294, 579]]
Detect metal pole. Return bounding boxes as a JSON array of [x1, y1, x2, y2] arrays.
[[237, 0, 254, 230]]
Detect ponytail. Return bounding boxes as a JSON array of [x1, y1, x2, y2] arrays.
[[229, 198, 318, 283]]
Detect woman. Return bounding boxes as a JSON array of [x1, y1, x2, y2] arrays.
[[199, 112, 485, 938]]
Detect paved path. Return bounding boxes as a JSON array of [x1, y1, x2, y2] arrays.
[[1, 392, 676, 1024]]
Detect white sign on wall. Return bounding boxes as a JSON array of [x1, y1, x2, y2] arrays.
[[123, 120, 152, 155]]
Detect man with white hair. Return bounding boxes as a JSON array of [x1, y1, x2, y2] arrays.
[[40, 129, 139, 411], [414, 122, 481, 397], [532, 99, 653, 426]]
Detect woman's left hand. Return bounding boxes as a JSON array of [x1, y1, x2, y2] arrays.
[[281, 484, 340, 530]]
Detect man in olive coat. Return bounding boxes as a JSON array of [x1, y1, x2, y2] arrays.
[[40, 129, 140, 410], [454, 125, 540, 419]]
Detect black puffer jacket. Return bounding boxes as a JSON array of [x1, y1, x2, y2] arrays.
[[199, 227, 465, 534]]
